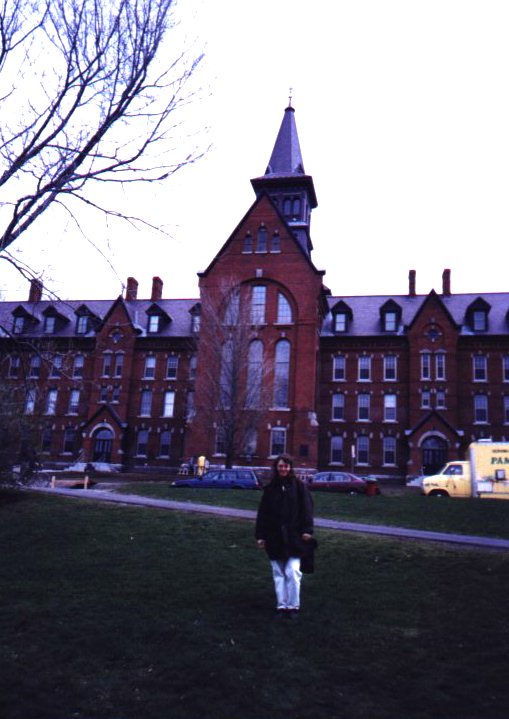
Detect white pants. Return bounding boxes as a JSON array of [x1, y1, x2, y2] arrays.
[[270, 557, 302, 610]]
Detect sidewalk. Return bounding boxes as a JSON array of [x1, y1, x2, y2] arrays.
[[32, 486, 509, 551]]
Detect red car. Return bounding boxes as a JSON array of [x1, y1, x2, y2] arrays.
[[308, 471, 380, 495]]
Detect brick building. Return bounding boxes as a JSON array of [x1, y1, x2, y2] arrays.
[[1, 104, 509, 480]]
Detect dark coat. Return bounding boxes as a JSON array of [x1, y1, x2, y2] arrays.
[[255, 476, 314, 561]]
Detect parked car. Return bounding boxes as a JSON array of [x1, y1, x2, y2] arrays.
[[172, 468, 261, 489], [308, 471, 380, 495]]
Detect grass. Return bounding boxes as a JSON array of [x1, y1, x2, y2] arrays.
[[1, 488, 509, 719], [114, 481, 509, 540]]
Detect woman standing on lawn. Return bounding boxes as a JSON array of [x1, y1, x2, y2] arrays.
[[255, 454, 315, 619]]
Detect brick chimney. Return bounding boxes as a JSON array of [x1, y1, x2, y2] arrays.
[[151, 276, 163, 301], [125, 277, 138, 301], [408, 269, 416, 297], [442, 268, 451, 296], [28, 278, 43, 303]]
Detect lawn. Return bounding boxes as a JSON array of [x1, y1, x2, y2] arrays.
[[114, 480, 509, 540], [1, 488, 509, 719]]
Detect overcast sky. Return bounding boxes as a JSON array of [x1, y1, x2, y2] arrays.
[[2, 0, 509, 302]]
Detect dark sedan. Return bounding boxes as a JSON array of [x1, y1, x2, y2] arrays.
[[308, 471, 380, 495], [172, 468, 261, 489]]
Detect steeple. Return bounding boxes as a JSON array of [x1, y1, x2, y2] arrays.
[[251, 104, 317, 257]]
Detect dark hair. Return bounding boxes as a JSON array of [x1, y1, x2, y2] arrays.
[[271, 454, 296, 480]]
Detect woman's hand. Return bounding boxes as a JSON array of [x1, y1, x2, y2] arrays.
[[256, 539, 266, 549], [301, 533, 313, 542]]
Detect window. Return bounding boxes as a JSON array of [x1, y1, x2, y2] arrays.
[[76, 315, 88, 334], [214, 425, 227, 456], [384, 355, 397, 381], [12, 316, 24, 334], [225, 288, 240, 325], [330, 436, 344, 464], [332, 393, 345, 421], [136, 429, 149, 456], [9, 356, 20, 378], [436, 389, 446, 409], [504, 396, 509, 424], [189, 354, 197, 380], [273, 339, 290, 408], [41, 426, 52, 453], [114, 353, 124, 378], [166, 356, 178, 379], [421, 389, 431, 409], [102, 353, 112, 377], [270, 428, 286, 456], [473, 310, 487, 331], [251, 286, 266, 324], [186, 390, 195, 420], [270, 232, 280, 253], [148, 314, 160, 333], [356, 436, 370, 464], [383, 436, 396, 465], [246, 340, 263, 408], [383, 311, 397, 332], [191, 313, 200, 333], [50, 354, 63, 378], [473, 355, 487, 381], [358, 393, 370, 421], [243, 233, 253, 253], [73, 355, 84, 378], [44, 316, 56, 334], [421, 352, 431, 380], [45, 389, 58, 415], [159, 430, 171, 457], [112, 385, 121, 403], [68, 389, 80, 414], [474, 394, 488, 423], [384, 394, 397, 422], [25, 389, 36, 414], [503, 356, 509, 382], [63, 428, 76, 454], [276, 293, 292, 324], [358, 356, 371, 381], [256, 226, 267, 253], [220, 340, 233, 408], [333, 355, 346, 381], [29, 355, 41, 378], [435, 353, 446, 380], [144, 356, 156, 379], [162, 390, 175, 417], [140, 390, 152, 417], [99, 386, 108, 403], [334, 313, 348, 332]]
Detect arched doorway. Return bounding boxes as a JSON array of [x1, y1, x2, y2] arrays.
[[92, 428, 113, 462], [421, 436, 448, 475]]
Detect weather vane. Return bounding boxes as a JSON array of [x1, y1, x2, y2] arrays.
[[288, 87, 293, 107]]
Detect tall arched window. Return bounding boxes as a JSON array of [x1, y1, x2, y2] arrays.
[[246, 340, 263, 407], [276, 293, 293, 324], [220, 339, 233, 408], [224, 288, 240, 325], [273, 339, 290, 408]]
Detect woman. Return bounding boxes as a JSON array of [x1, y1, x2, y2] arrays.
[[255, 454, 314, 619]]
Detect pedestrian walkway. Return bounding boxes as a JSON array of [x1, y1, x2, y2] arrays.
[[32, 486, 509, 551]]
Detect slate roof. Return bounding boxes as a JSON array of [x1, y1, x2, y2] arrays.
[[322, 292, 509, 337], [0, 297, 200, 339]]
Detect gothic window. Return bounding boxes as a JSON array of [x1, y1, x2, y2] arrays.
[[251, 286, 266, 324], [276, 293, 292, 324], [246, 340, 263, 408], [256, 226, 267, 253], [243, 233, 253, 253], [273, 339, 290, 408]]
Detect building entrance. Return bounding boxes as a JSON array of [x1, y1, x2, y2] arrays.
[[421, 436, 448, 475], [93, 428, 113, 462]]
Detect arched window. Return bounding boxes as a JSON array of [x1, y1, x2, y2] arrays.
[[220, 339, 233, 408], [276, 293, 292, 324], [256, 226, 267, 253], [273, 339, 291, 408], [243, 233, 253, 253], [246, 340, 263, 407], [251, 286, 266, 324], [224, 288, 240, 325]]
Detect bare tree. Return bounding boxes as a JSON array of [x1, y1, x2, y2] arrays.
[[0, 0, 204, 256], [194, 279, 272, 468]]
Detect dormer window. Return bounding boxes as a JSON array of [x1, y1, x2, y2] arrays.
[[334, 312, 348, 332], [148, 314, 160, 333], [465, 297, 490, 332], [13, 316, 24, 334], [76, 315, 89, 334], [384, 311, 397, 332], [331, 301, 353, 334], [380, 300, 402, 333], [44, 316, 56, 334], [473, 310, 487, 332]]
